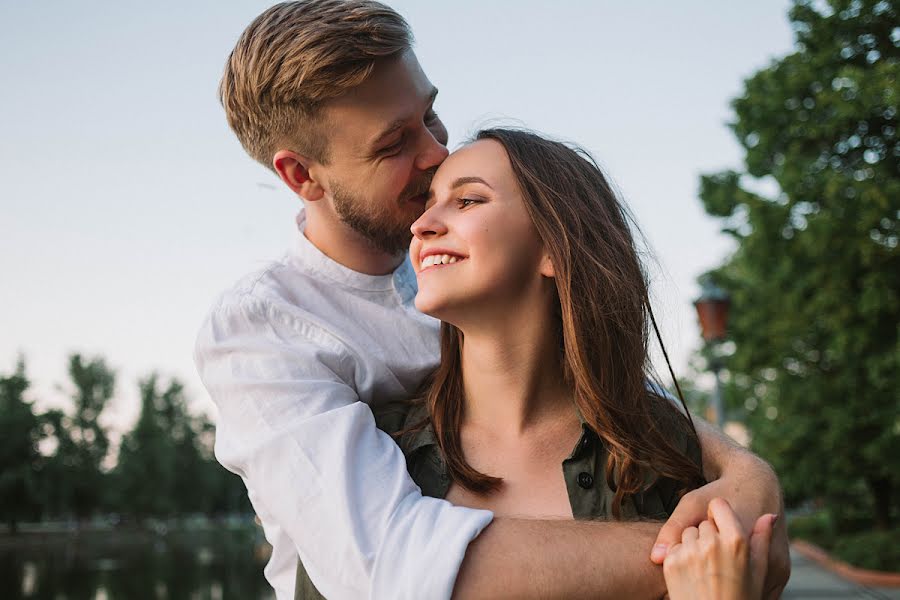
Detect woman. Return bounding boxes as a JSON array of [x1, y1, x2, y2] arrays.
[[404, 128, 704, 521], [295, 128, 772, 598]]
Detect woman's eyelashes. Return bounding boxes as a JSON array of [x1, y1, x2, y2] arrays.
[[457, 196, 484, 208]]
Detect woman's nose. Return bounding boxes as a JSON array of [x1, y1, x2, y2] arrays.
[[411, 205, 448, 239]]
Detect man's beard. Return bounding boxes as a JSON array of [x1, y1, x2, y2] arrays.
[[331, 169, 436, 256]]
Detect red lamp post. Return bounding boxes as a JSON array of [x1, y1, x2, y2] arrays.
[[694, 280, 731, 427]]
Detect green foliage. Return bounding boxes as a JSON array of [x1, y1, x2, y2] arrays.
[[789, 511, 837, 546], [789, 511, 900, 571], [36, 407, 79, 519], [113, 374, 247, 519], [0, 354, 251, 527], [0, 358, 43, 532], [832, 528, 900, 571], [114, 375, 180, 518], [699, 0, 899, 530], [63, 354, 116, 520]]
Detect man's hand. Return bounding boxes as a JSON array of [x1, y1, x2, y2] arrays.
[[650, 421, 790, 599]]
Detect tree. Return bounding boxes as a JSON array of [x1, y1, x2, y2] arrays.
[[114, 374, 178, 518], [63, 354, 115, 521], [157, 378, 213, 515], [0, 357, 43, 532], [699, 0, 899, 531], [37, 407, 79, 520], [114, 374, 241, 519]]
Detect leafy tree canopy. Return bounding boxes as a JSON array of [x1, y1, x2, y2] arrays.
[[699, 0, 899, 530]]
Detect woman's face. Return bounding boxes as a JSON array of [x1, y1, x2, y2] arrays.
[[409, 139, 552, 322]]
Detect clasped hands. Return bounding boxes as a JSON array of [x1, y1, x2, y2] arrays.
[[652, 489, 785, 600]]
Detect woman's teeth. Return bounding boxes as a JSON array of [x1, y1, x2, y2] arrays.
[[421, 254, 462, 268]]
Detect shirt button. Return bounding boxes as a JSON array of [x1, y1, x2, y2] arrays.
[[577, 472, 594, 489]]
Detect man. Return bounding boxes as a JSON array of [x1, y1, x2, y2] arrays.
[[196, 2, 789, 598]]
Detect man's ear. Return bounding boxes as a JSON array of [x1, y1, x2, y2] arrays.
[[273, 150, 325, 201], [539, 253, 555, 278]]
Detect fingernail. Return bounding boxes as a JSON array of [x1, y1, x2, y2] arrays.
[[651, 544, 667, 562], [770, 514, 779, 525]]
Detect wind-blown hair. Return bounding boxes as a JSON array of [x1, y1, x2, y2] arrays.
[[220, 0, 413, 169], [422, 128, 705, 517]]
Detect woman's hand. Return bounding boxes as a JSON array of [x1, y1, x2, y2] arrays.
[[662, 497, 777, 600], [651, 439, 789, 599]]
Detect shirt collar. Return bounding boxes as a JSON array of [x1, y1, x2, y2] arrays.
[[404, 402, 596, 462], [291, 209, 415, 294]]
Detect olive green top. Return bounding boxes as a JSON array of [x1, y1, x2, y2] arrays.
[[295, 400, 702, 599]]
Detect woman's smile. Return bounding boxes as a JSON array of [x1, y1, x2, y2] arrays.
[[418, 248, 468, 272]]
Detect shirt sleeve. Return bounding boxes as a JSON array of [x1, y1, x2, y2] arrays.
[[194, 292, 493, 600]]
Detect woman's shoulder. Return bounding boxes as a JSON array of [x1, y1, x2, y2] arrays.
[[632, 392, 704, 517], [371, 398, 432, 450], [575, 391, 703, 521], [371, 399, 449, 498]]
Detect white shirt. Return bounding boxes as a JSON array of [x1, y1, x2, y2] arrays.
[[194, 214, 493, 599]]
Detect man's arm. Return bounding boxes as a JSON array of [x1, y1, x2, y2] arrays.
[[455, 519, 667, 600], [196, 294, 493, 599]]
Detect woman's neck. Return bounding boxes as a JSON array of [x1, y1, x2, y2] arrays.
[[458, 313, 573, 437]]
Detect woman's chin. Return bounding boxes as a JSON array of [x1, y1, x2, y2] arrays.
[[414, 292, 444, 319], [414, 291, 461, 323]]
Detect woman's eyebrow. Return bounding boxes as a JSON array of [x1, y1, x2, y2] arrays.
[[450, 176, 493, 190]]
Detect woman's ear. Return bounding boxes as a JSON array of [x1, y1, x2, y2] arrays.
[[539, 254, 555, 278]]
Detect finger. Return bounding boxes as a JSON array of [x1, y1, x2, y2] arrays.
[[664, 542, 683, 562], [750, 514, 776, 587], [698, 519, 717, 541], [707, 497, 745, 538], [651, 492, 705, 563], [681, 526, 699, 545]]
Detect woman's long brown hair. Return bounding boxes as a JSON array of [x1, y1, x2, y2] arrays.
[[422, 128, 705, 517]]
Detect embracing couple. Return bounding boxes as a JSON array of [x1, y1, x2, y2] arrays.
[[196, 2, 789, 598]]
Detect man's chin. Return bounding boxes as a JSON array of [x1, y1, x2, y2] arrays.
[[362, 226, 413, 256]]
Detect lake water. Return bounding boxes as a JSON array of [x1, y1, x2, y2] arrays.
[[0, 525, 274, 600]]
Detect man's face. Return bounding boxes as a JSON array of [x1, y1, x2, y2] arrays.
[[312, 50, 449, 255]]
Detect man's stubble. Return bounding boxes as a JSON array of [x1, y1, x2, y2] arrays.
[[331, 168, 437, 256]]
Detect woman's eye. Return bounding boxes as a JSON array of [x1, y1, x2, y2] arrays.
[[458, 197, 481, 208], [425, 109, 439, 124]]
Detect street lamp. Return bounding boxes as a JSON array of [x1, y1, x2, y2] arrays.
[[694, 279, 731, 428]]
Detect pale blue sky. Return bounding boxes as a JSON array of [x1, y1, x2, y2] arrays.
[[0, 1, 795, 432]]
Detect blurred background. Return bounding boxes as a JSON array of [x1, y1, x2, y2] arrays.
[[1, 1, 897, 598]]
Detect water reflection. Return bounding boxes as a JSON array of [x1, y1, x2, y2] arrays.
[[0, 526, 273, 599]]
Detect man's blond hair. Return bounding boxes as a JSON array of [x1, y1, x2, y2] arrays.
[[220, 0, 413, 169]]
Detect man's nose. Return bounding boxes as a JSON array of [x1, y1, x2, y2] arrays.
[[414, 130, 450, 172]]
